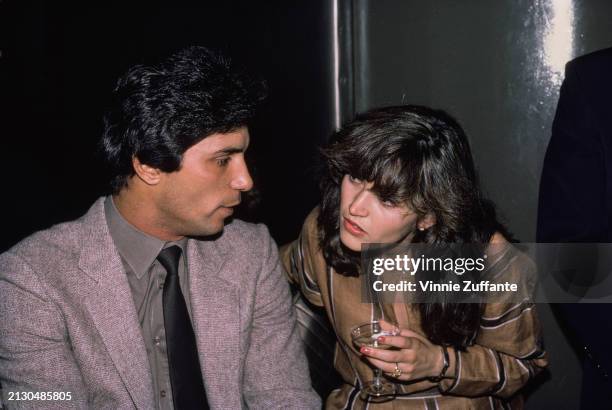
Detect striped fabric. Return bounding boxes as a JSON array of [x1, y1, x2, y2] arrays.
[[280, 209, 548, 409]]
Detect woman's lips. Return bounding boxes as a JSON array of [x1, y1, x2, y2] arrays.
[[343, 217, 366, 237]]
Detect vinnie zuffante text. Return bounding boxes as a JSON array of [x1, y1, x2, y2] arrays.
[[370, 254, 518, 293]]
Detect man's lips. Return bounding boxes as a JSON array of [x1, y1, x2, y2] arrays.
[[343, 216, 366, 236], [219, 201, 240, 215]]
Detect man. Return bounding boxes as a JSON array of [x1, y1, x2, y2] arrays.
[[537, 47, 612, 408], [0, 46, 320, 409]]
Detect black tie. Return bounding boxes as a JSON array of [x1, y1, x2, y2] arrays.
[[157, 246, 209, 409]]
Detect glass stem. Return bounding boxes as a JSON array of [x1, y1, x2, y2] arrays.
[[373, 368, 382, 386]]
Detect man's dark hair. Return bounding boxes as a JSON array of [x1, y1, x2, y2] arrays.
[[101, 46, 266, 193], [318, 105, 509, 348]]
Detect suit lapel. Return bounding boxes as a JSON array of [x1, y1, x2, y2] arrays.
[[187, 238, 242, 409], [78, 199, 155, 409]]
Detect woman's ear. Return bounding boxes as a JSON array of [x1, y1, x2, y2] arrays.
[[417, 213, 436, 231]]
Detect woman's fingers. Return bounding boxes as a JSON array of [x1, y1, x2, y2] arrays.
[[360, 345, 402, 362], [364, 356, 414, 380], [360, 335, 421, 380], [360, 339, 417, 362], [375, 334, 414, 350], [379, 320, 429, 345], [362, 321, 437, 381], [398, 328, 430, 345], [378, 319, 399, 333]]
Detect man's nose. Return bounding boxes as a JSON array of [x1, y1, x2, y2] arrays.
[[230, 159, 254, 192]]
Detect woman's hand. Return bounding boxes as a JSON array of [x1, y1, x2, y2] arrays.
[[359, 320, 444, 382]]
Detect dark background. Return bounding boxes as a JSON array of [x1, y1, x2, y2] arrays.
[[0, 1, 334, 251]]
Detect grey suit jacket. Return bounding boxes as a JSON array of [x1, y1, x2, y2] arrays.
[[0, 198, 320, 409]]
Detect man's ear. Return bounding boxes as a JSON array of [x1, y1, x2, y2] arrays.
[[132, 157, 162, 185], [417, 213, 436, 231]]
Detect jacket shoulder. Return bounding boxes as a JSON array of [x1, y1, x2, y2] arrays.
[[221, 218, 273, 245], [567, 47, 612, 77], [298, 207, 327, 276], [207, 218, 279, 264], [0, 200, 102, 270], [2, 217, 87, 268], [302, 207, 321, 244]]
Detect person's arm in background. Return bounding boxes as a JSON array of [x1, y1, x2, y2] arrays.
[[537, 50, 612, 393], [537, 59, 606, 243]]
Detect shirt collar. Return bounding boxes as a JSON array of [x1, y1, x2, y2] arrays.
[[104, 196, 186, 279]]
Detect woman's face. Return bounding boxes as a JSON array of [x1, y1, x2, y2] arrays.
[[339, 174, 425, 251]]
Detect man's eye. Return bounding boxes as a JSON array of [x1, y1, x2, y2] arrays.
[[217, 157, 231, 167], [382, 200, 396, 208], [348, 175, 361, 183]]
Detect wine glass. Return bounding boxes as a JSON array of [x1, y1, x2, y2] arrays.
[[351, 320, 398, 401]]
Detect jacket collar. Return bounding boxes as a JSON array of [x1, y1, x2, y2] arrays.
[[78, 197, 241, 408], [76, 197, 156, 409]]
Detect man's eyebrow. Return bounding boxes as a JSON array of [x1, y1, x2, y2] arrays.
[[213, 147, 246, 155]]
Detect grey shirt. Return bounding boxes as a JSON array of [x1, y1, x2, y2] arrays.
[[104, 196, 192, 410]]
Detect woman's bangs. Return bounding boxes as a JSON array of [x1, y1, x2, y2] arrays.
[[371, 157, 417, 204]]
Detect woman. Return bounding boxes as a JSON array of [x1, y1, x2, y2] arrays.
[[280, 105, 547, 409]]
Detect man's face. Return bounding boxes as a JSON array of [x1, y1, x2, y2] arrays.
[[154, 127, 253, 238]]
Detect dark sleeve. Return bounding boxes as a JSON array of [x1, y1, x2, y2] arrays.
[[537, 60, 607, 242], [536, 57, 612, 380]]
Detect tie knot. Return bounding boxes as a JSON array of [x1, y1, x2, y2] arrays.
[[157, 245, 182, 277]]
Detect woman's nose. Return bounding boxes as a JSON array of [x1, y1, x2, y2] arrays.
[[348, 189, 369, 217]]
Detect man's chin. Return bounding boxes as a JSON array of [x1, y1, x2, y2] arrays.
[[183, 211, 239, 239], [187, 228, 224, 240], [182, 220, 225, 239]]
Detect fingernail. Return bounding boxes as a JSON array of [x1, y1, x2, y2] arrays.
[[377, 336, 386, 343], [361, 347, 370, 354]]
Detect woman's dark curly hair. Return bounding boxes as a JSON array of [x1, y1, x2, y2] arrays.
[[318, 105, 507, 347]]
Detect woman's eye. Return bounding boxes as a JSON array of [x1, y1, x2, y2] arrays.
[[381, 200, 396, 208]]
